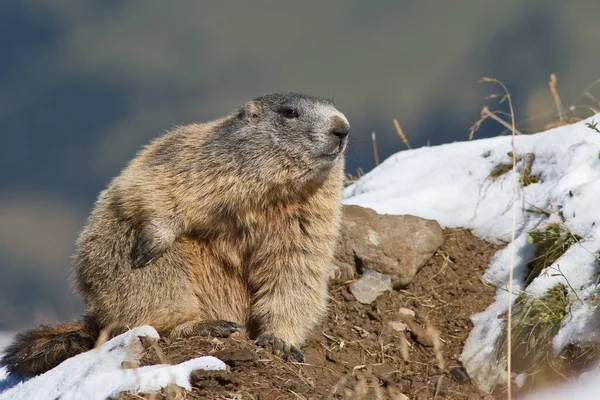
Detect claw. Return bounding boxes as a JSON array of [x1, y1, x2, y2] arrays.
[[255, 334, 274, 347], [197, 320, 243, 338], [254, 334, 304, 362], [288, 345, 305, 363]]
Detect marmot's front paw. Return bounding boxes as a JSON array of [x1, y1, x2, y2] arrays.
[[196, 320, 243, 338], [254, 334, 304, 362]]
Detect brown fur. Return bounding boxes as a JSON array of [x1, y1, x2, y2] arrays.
[[1, 93, 349, 377]]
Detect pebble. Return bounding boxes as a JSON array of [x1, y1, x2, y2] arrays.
[[348, 269, 392, 304], [398, 307, 416, 317], [388, 321, 409, 332]]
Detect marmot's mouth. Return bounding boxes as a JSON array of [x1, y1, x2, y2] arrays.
[[321, 150, 341, 158], [321, 143, 346, 158]]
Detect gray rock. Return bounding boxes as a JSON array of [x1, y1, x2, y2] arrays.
[[398, 308, 416, 318], [388, 321, 409, 332], [348, 269, 392, 304], [334, 205, 444, 287]]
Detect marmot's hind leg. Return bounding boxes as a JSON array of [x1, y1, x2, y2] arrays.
[[168, 320, 242, 339]]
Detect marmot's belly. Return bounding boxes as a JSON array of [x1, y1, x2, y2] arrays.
[[179, 238, 251, 324]]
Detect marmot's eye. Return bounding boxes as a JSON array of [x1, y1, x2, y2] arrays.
[[279, 107, 299, 119]]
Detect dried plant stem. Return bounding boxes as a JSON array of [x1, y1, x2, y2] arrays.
[[393, 118, 411, 149], [549, 74, 565, 121], [481, 107, 523, 136], [487, 77, 519, 400], [479, 76, 518, 399], [371, 132, 380, 166]]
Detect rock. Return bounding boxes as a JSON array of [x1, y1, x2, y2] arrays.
[[388, 321, 408, 332], [398, 308, 416, 318], [334, 205, 443, 287], [348, 269, 392, 304]]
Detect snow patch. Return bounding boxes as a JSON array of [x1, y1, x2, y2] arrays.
[[0, 326, 226, 400]]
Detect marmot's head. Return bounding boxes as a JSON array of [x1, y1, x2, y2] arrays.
[[217, 92, 349, 185]]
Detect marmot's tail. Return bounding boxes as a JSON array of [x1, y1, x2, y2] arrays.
[[0, 317, 100, 377]]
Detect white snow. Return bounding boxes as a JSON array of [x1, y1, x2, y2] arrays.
[[344, 115, 600, 393], [0, 325, 226, 400]]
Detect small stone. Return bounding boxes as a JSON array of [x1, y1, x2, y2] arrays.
[[514, 373, 528, 388], [448, 366, 470, 384], [398, 308, 416, 317], [388, 321, 408, 332], [341, 287, 356, 301], [348, 269, 392, 304], [352, 326, 371, 338]]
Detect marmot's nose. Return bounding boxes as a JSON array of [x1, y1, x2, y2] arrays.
[[330, 116, 350, 139]]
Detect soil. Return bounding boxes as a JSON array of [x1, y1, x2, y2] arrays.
[[117, 228, 502, 400]]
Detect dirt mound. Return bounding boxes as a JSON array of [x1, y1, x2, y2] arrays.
[[117, 228, 501, 400]]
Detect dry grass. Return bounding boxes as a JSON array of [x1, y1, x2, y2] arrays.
[[344, 167, 365, 187], [488, 151, 540, 188], [371, 132, 380, 166], [392, 119, 411, 149], [489, 163, 513, 179], [525, 222, 581, 287]]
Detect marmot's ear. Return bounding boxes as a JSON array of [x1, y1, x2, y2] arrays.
[[238, 101, 261, 122]]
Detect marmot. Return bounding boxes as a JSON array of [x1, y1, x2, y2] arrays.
[[1, 92, 349, 377]]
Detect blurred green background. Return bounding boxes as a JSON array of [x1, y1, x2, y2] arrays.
[[1, 0, 599, 329]]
